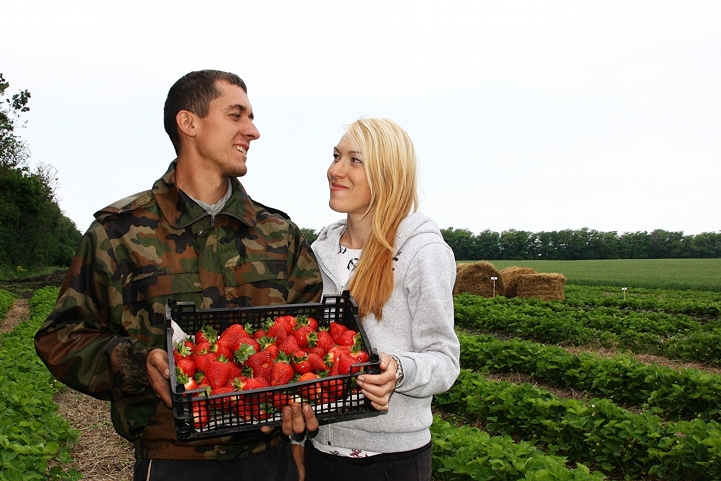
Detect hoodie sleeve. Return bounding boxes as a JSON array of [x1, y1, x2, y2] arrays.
[[394, 239, 460, 398]]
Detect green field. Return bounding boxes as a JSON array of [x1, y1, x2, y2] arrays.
[[460, 258, 721, 291]]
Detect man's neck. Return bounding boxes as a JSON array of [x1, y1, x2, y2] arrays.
[[175, 158, 228, 205]]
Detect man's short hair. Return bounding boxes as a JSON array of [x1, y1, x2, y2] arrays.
[[164, 70, 248, 153]]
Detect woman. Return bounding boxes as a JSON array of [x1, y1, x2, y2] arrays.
[[305, 118, 460, 481]]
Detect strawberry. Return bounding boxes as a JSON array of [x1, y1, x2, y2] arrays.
[[233, 342, 256, 364], [240, 376, 269, 391], [334, 329, 357, 347], [173, 341, 193, 364], [246, 351, 274, 381], [307, 352, 329, 373], [209, 386, 235, 411], [316, 330, 335, 353], [219, 323, 247, 345], [270, 352, 295, 386], [303, 346, 326, 357], [296, 314, 319, 332], [258, 336, 279, 359], [205, 358, 232, 390], [176, 371, 199, 391], [252, 328, 267, 340], [267, 322, 288, 342], [271, 391, 291, 410], [193, 346, 217, 374], [291, 351, 311, 375], [273, 315, 295, 334], [195, 325, 218, 344], [278, 334, 300, 356], [329, 321, 349, 340], [293, 325, 317, 348], [297, 372, 321, 401], [176, 357, 198, 378], [192, 403, 210, 428]]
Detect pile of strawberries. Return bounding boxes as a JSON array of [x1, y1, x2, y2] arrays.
[[172, 314, 370, 426]]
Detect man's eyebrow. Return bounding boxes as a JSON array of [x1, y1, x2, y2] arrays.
[[227, 103, 254, 119]]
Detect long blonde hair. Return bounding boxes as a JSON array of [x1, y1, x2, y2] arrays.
[[345, 118, 419, 320]]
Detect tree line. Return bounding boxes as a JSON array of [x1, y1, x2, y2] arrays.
[[0, 73, 81, 275], [438, 227, 721, 261]]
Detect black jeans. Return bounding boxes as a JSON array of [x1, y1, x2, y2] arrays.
[[304, 440, 432, 481], [134, 439, 298, 481]]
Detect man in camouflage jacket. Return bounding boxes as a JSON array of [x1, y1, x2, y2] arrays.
[[35, 70, 322, 480]]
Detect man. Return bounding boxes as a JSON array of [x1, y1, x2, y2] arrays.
[[35, 70, 322, 480]]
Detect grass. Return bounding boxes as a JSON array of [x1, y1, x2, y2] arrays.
[[459, 258, 721, 292]]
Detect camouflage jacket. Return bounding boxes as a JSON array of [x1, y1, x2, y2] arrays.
[[35, 161, 322, 460]]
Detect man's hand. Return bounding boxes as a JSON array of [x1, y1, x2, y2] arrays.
[[146, 348, 172, 408], [355, 352, 396, 410]]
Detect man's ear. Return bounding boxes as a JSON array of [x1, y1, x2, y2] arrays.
[[176, 110, 197, 138]]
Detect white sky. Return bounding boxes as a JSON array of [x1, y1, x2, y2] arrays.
[[4, 1, 720, 236]]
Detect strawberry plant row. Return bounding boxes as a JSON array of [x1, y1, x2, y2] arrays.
[[0, 288, 14, 321], [430, 416, 604, 481], [0, 287, 80, 480], [457, 331, 721, 422], [454, 293, 721, 365], [564, 285, 721, 318], [435, 370, 721, 480]]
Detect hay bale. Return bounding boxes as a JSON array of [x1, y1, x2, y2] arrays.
[[453, 261, 505, 298], [516, 273, 567, 301], [456, 262, 472, 276], [500, 266, 538, 298]]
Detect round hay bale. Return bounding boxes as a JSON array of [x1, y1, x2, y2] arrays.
[[453, 261, 505, 298], [516, 273, 567, 301], [500, 266, 538, 298], [456, 262, 472, 276]]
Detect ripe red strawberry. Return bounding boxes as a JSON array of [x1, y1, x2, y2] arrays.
[[195, 325, 217, 344], [271, 391, 291, 410], [307, 353, 329, 373], [267, 322, 289, 342], [176, 357, 197, 378], [270, 352, 295, 386], [192, 403, 210, 427], [173, 341, 193, 364], [291, 351, 311, 375], [293, 325, 317, 348], [219, 323, 247, 345], [328, 321, 349, 340], [303, 346, 326, 357], [296, 314, 319, 332], [278, 334, 300, 355], [258, 336, 279, 359], [210, 386, 235, 411], [193, 345, 217, 374], [205, 359, 232, 390], [246, 351, 274, 381], [273, 315, 295, 334], [316, 331, 335, 353], [233, 342, 257, 364], [253, 328, 267, 340], [297, 372, 321, 401], [334, 329, 357, 347], [176, 371, 199, 391], [240, 376, 269, 391]]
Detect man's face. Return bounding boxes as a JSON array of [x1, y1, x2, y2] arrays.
[[192, 81, 260, 178]]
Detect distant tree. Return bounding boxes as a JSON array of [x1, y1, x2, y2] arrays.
[[499, 229, 532, 260], [0, 73, 81, 271], [300, 227, 318, 245]]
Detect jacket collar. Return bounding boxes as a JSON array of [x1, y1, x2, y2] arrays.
[[154, 161, 257, 229]]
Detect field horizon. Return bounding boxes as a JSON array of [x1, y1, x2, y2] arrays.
[[458, 258, 721, 292]]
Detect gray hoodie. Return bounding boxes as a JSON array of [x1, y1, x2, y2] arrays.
[[310, 211, 460, 453]]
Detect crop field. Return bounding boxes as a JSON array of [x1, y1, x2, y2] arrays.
[[2, 259, 721, 479], [432, 277, 721, 480], [462, 258, 721, 291]]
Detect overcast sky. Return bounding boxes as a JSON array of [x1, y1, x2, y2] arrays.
[[5, 1, 720, 236]]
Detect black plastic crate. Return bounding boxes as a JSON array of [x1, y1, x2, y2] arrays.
[[166, 291, 381, 440]]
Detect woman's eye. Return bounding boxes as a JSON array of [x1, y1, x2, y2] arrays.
[[332, 153, 340, 161]]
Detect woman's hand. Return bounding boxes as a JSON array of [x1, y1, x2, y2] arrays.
[[355, 352, 397, 410]]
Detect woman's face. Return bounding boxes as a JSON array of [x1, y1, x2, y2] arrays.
[[327, 135, 372, 216]]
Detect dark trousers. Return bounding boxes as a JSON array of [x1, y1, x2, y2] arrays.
[[304, 440, 432, 481], [134, 439, 298, 481]]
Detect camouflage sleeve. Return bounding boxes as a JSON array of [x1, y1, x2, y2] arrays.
[[285, 221, 323, 304], [34, 221, 153, 402]]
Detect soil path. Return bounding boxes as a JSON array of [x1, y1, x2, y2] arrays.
[[2, 298, 134, 480]]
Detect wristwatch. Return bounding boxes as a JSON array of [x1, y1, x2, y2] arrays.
[[390, 355, 404, 386]]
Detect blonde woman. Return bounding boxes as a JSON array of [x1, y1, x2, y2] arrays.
[[306, 118, 460, 481]]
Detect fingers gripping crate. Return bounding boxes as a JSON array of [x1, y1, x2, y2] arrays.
[[166, 291, 381, 440]]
